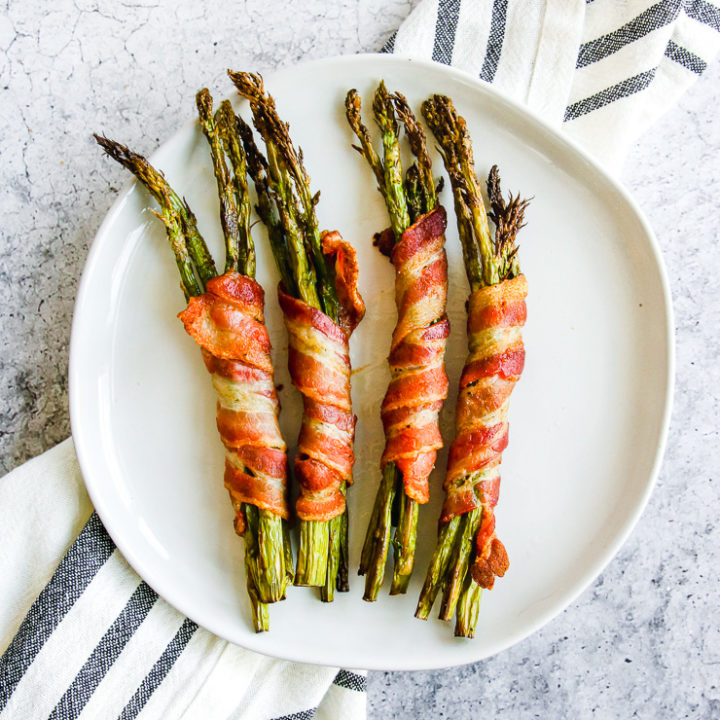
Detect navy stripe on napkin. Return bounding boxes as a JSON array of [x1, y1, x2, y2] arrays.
[[0, 511, 204, 718], [118, 617, 198, 720], [382, 0, 719, 135], [383, 30, 398, 53], [270, 709, 317, 720], [576, 0, 681, 69], [564, 68, 657, 120], [686, 0, 720, 31], [0, 513, 114, 712], [479, 0, 508, 83], [48, 582, 158, 720], [333, 669, 367, 693], [433, 0, 462, 64], [664, 38, 708, 71], [564, 0, 719, 121]]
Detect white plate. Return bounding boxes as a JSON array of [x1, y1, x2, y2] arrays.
[[70, 54, 673, 671]]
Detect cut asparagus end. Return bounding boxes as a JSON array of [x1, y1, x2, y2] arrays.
[[455, 576, 483, 638], [438, 509, 481, 621], [295, 519, 330, 587], [321, 513, 343, 602], [255, 509, 289, 603], [390, 494, 419, 595], [246, 578, 270, 633], [360, 463, 397, 601], [415, 515, 462, 620]]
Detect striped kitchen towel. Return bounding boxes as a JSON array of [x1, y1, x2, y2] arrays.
[[385, 0, 720, 170], [3, 3, 719, 719], [0, 440, 366, 720]]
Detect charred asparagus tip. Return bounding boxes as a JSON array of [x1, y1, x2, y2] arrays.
[[344, 88, 385, 193], [196, 87, 213, 116], [227, 70, 265, 102], [230, 67, 338, 321], [93, 134, 205, 299]]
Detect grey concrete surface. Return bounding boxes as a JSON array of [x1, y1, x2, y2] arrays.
[[1, 1, 718, 717]]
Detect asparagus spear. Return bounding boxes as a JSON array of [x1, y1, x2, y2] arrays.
[[416, 94, 529, 637], [196, 91, 295, 608], [216, 99, 255, 278], [229, 71, 349, 598], [345, 84, 439, 600], [94, 135, 212, 298], [392, 91, 437, 213], [236, 114, 294, 294], [196, 89, 243, 274], [94, 122, 293, 631]]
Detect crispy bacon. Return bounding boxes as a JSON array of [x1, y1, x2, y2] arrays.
[[178, 272, 288, 534], [379, 206, 450, 504], [441, 273, 528, 588], [279, 231, 365, 522]]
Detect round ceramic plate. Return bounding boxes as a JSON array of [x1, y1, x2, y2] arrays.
[[70, 54, 673, 671]]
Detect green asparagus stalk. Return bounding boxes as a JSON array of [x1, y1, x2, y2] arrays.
[[238, 114, 351, 596], [414, 515, 462, 619], [392, 92, 437, 213], [359, 463, 398, 599], [216, 99, 255, 278], [416, 94, 529, 637], [242, 504, 270, 632], [196, 89, 243, 274], [372, 82, 410, 241], [229, 71, 337, 317], [236, 114, 295, 297], [229, 70, 349, 598], [345, 84, 439, 601]]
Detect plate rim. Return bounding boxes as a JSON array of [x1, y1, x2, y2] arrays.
[[69, 52, 675, 671]]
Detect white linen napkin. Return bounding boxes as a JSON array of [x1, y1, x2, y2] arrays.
[[385, 0, 720, 171], [2, 2, 718, 719], [0, 440, 366, 720]]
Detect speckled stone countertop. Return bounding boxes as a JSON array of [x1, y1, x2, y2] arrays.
[[2, 1, 719, 717]]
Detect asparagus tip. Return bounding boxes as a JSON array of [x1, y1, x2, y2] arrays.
[[196, 87, 214, 117], [93, 134, 137, 170]]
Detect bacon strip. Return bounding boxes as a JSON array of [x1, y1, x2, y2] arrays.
[[178, 272, 288, 534], [441, 273, 528, 589], [379, 207, 450, 504], [279, 231, 365, 522]]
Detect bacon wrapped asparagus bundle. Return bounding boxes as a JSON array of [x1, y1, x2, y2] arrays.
[[94, 92, 293, 632], [228, 71, 365, 600], [416, 95, 530, 638], [345, 83, 449, 600]]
